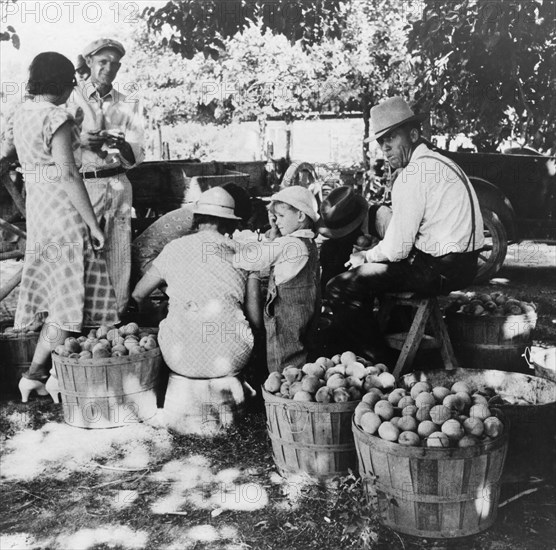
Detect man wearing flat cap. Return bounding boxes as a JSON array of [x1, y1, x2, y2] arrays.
[[324, 96, 484, 359], [71, 38, 145, 316]]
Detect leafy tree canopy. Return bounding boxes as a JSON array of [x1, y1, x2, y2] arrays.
[[408, 0, 556, 151], [0, 0, 20, 48], [143, 0, 343, 59]]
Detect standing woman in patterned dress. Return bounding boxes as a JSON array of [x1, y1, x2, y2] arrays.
[[1, 52, 119, 402]]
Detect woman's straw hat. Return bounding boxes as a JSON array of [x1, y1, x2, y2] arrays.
[[193, 187, 241, 220]]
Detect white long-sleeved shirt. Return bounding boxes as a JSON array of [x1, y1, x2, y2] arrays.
[[232, 229, 314, 285], [366, 143, 484, 262]]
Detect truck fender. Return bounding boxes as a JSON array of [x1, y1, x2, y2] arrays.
[[469, 177, 517, 242]]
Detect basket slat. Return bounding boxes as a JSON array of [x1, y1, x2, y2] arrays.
[[353, 417, 508, 538], [263, 389, 358, 480]]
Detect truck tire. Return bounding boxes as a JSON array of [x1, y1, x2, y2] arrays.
[[474, 207, 508, 283]]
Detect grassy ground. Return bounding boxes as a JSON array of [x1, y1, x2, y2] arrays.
[[1, 245, 555, 550], [0, 394, 555, 550]]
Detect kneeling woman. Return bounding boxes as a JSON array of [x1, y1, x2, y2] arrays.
[[131, 187, 261, 433]]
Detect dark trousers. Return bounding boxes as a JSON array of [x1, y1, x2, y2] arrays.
[[325, 249, 479, 359]]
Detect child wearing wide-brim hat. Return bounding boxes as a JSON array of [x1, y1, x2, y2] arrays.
[[233, 185, 321, 373]]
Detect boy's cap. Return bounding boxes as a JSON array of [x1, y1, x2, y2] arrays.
[[271, 186, 319, 221], [83, 38, 126, 58]]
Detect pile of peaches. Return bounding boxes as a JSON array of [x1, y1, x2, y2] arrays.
[[263, 351, 395, 403], [52, 323, 159, 360]]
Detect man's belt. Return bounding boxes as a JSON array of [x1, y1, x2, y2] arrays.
[[81, 166, 126, 179]]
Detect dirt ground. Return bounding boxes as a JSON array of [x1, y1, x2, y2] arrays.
[[0, 242, 555, 550]]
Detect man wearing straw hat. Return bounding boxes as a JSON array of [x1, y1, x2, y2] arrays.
[[324, 96, 484, 359]]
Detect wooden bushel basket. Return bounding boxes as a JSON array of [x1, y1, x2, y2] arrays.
[[402, 368, 556, 483], [0, 329, 40, 395], [262, 389, 358, 480], [353, 415, 509, 538], [52, 348, 162, 429], [446, 311, 537, 373]]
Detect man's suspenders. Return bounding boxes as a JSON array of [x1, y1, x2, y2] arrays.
[[420, 155, 477, 253]]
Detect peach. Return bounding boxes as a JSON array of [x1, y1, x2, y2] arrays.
[[441, 419, 465, 441], [333, 387, 350, 403], [360, 411, 382, 434], [293, 390, 314, 402], [264, 372, 283, 393], [345, 375, 363, 389], [340, 351, 357, 365], [397, 415, 418, 432], [345, 362, 367, 379], [331, 354, 341, 365], [415, 407, 431, 422], [354, 402, 373, 423], [399, 431, 421, 447], [415, 392, 436, 409], [289, 381, 303, 397], [315, 386, 333, 403], [92, 348, 111, 359], [79, 350, 92, 359], [469, 404, 491, 421], [64, 338, 81, 354], [458, 435, 478, 448], [347, 387, 362, 401], [443, 394, 464, 413], [378, 422, 399, 442], [417, 420, 437, 438], [374, 363, 388, 374], [315, 357, 335, 369], [455, 391, 472, 410], [327, 373, 347, 389], [430, 405, 451, 425], [96, 325, 109, 339], [378, 372, 396, 391], [361, 392, 382, 408], [302, 375, 324, 394], [397, 396, 415, 409], [283, 367, 302, 384], [402, 405, 418, 417], [410, 381, 432, 399], [426, 432, 450, 448], [463, 417, 484, 437], [374, 400, 395, 421], [483, 417, 504, 438], [451, 381, 471, 394], [280, 382, 291, 396], [387, 388, 406, 406], [432, 386, 451, 403], [129, 346, 145, 355], [302, 363, 326, 378]]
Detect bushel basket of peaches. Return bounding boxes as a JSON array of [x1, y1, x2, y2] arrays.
[[445, 291, 537, 373], [262, 351, 396, 480], [51, 323, 162, 429], [352, 379, 509, 538]]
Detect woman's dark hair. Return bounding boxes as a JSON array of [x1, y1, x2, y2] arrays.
[[222, 182, 252, 222], [27, 52, 76, 96], [192, 214, 238, 235]]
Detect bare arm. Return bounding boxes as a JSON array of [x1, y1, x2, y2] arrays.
[[132, 265, 165, 310], [51, 123, 104, 250], [244, 274, 263, 330]]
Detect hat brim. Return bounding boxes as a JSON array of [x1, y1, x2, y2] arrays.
[[364, 112, 428, 143], [318, 194, 368, 239], [192, 206, 241, 220]]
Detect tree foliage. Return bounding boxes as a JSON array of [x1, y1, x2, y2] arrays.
[[0, 0, 20, 48], [408, 0, 556, 151], [143, 0, 343, 60]]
